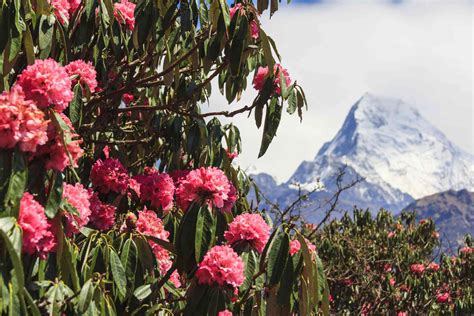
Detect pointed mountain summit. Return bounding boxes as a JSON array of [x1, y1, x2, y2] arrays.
[[288, 93, 474, 211]]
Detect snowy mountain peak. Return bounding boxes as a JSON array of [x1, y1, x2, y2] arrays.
[[296, 93, 474, 202]]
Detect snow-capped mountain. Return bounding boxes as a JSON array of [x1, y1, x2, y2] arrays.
[[249, 93, 474, 219]]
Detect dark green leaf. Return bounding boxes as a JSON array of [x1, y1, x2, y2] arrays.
[[69, 84, 83, 129], [78, 279, 95, 313], [45, 172, 63, 219], [109, 249, 127, 298], [258, 98, 282, 158], [4, 148, 27, 217], [267, 229, 289, 287]]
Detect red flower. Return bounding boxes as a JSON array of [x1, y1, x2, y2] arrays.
[[90, 158, 130, 194], [436, 291, 450, 303], [133, 172, 175, 213], [427, 262, 440, 272], [410, 263, 425, 275], [89, 192, 117, 231]]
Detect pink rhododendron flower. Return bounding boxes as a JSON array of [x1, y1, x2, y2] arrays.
[[114, 0, 136, 31], [195, 245, 244, 288], [436, 291, 450, 303], [250, 20, 259, 39], [68, 0, 81, 14], [289, 239, 301, 256], [427, 262, 440, 272], [410, 263, 425, 275], [229, 3, 242, 19], [0, 86, 48, 152], [387, 231, 396, 238], [419, 219, 427, 225], [389, 278, 396, 286], [432, 231, 439, 239], [65, 60, 98, 93], [252, 66, 269, 91], [133, 172, 175, 213], [253, 64, 291, 95], [35, 114, 83, 171], [224, 213, 270, 253], [397, 312, 408, 316], [90, 158, 130, 194], [169, 169, 190, 186], [460, 246, 472, 254], [176, 167, 235, 212], [222, 182, 237, 213], [135, 209, 180, 287], [218, 310, 233, 316], [62, 183, 91, 235], [226, 149, 238, 161], [18, 193, 57, 259], [89, 192, 117, 230], [383, 263, 392, 273], [49, 0, 70, 24], [16, 59, 73, 112]]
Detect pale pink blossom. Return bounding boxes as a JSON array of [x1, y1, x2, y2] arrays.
[[114, 0, 136, 30], [224, 213, 270, 253], [195, 245, 244, 288], [62, 183, 91, 235], [218, 310, 233, 316], [16, 59, 73, 112], [176, 167, 234, 212], [65, 60, 98, 93], [18, 193, 56, 259], [90, 158, 130, 194]]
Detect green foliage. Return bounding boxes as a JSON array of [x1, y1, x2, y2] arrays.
[[308, 209, 474, 315], [0, 0, 327, 314]]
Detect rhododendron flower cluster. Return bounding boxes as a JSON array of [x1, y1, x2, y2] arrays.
[[91, 158, 130, 194], [253, 63, 291, 96], [460, 246, 472, 254], [176, 167, 236, 212], [18, 193, 56, 259], [229, 3, 260, 40], [16, 59, 73, 112], [436, 291, 450, 303], [410, 263, 425, 275], [89, 193, 117, 230], [133, 172, 175, 213], [0, 86, 48, 152], [65, 60, 98, 93], [62, 183, 91, 236], [49, 0, 70, 24], [427, 262, 440, 272], [218, 310, 232, 316], [224, 213, 270, 253], [135, 209, 181, 287], [289, 238, 316, 256], [35, 114, 83, 171], [195, 245, 244, 288], [114, 0, 136, 31]]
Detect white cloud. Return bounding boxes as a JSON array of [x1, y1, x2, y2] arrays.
[[207, 1, 473, 182]]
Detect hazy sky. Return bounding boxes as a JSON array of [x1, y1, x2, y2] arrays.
[[208, 0, 473, 182]]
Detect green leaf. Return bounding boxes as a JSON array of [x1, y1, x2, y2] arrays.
[[218, 0, 230, 29], [23, 287, 41, 316], [109, 249, 127, 299], [279, 71, 289, 99], [78, 279, 95, 313], [287, 90, 297, 115], [195, 206, 215, 263], [23, 27, 35, 65], [176, 203, 200, 273], [38, 15, 54, 58], [259, 29, 275, 70], [267, 229, 290, 287], [120, 238, 137, 284], [258, 98, 282, 158], [45, 172, 63, 219], [4, 148, 27, 217], [69, 84, 83, 129], [241, 251, 257, 292], [297, 234, 317, 312], [277, 253, 294, 307], [229, 16, 248, 76], [0, 218, 24, 291], [133, 285, 151, 301]]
